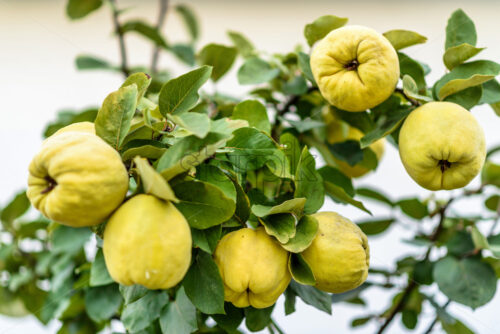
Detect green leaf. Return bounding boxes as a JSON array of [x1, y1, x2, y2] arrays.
[[323, 181, 371, 215], [122, 20, 167, 48], [413, 260, 434, 285], [43, 108, 98, 138], [482, 161, 500, 187], [183, 251, 225, 314], [175, 4, 199, 42], [75, 55, 113, 71], [280, 133, 301, 175], [121, 139, 166, 161], [191, 225, 221, 254], [159, 66, 212, 116], [487, 234, 500, 257], [95, 84, 138, 149], [435, 60, 500, 100], [169, 44, 196, 66], [196, 165, 237, 202], [399, 52, 426, 91], [159, 287, 197, 334], [441, 318, 475, 334], [120, 285, 148, 304], [173, 180, 236, 229], [304, 15, 348, 46], [357, 218, 394, 236], [231, 100, 271, 135], [297, 52, 316, 85], [351, 317, 372, 327], [244, 306, 274, 332], [397, 198, 428, 219], [289, 281, 331, 314], [280, 117, 325, 133], [485, 195, 500, 212], [480, 79, 500, 104], [1, 190, 30, 227], [66, 0, 102, 20], [228, 31, 255, 58], [317, 166, 354, 197], [402, 310, 418, 329], [329, 140, 364, 166], [212, 303, 244, 332], [0, 287, 29, 317], [445, 9, 477, 49], [433, 256, 496, 309], [122, 290, 168, 332], [157, 133, 228, 180], [198, 44, 237, 82], [168, 112, 211, 138], [446, 231, 475, 257], [444, 85, 483, 109], [237, 57, 280, 85], [282, 215, 319, 253], [443, 43, 485, 70], [121, 72, 152, 102], [383, 30, 427, 50], [470, 225, 489, 250], [283, 75, 308, 95], [85, 284, 122, 322], [288, 254, 315, 286], [251, 198, 306, 217], [134, 157, 178, 203], [360, 96, 411, 148], [259, 214, 296, 244], [402, 75, 432, 102], [90, 249, 114, 287], [294, 147, 324, 214], [51, 226, 92, 255]]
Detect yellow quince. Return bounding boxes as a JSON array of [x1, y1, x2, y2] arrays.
[[310, 25, 399, 112], [27, 131, 128, 227], [301, 212, 369, 293], [103, 194, 192, 289], [399, 101, 486, 190], [214, 227, 291, 308], [324, 110, 385, 178]]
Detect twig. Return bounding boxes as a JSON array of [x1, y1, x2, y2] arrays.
[[422, 300, 451, 334], [109, 0, 130, 77], [150, 0, 169, 74], [395, 88, 421, 107]]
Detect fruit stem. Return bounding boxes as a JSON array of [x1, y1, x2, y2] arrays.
[[344, 59, 359, 71], [438, 159, 451, 173], [40, 175, 57, 194]]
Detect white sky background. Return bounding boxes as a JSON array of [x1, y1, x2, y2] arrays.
[[0, 0, 500, 333]]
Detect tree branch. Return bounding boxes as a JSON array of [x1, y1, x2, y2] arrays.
[[109, 0, 130, 77], [150, 0, 169, 74], [422, 300, 451, 334], [395, 88, 421, 107]]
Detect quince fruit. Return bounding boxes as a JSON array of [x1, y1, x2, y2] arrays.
[[301, 212, 369, 293], [27, 131, 128, 227], [324, 110, 385, 177], [214, 227, 291, 308], [103, 194, 192, 289], [399, 101, 486, 190], [310, 25, 399, 112]]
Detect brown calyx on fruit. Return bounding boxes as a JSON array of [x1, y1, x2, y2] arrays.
[[40, 175, 57, 194], [344, 59, 359, 71], [438, 159, 452, 173]]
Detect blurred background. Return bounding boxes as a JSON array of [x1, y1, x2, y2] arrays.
[[1, 0, 499, 333]]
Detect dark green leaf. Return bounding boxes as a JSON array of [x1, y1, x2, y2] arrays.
[[159, 66, 212, 116], [485, 195, 500, 212], [444, 85, 483, 109], [175, 4, 199, 42], [357, 218, 394, 236], [323, 182, 371, 214], [191, 225, 221, 254], [446, 231, 475, 257], [85, 284, 122, 322], [95, 84, 138, 149], [66, 0, 102, 20], [480, 79, 500, 104], [75, 55, 113, 71], [433, 256, 496, 308], [231, 100, 271, 135], [294, 147, 324, 214], [289, 281, 331, 314], [122, 290, 168, 332], [120, 285, 148, 305], [244, 306, 274, 332], [283, 75, 308, 95], [51, 226, 92, 255], [413, 259, 434, 285], [43, 108, 98, 138], [160, 287, 197, 334], [282, 215, 319, 253], [304, 15, 348, 46], [329, 140, 364, 166], [183, 251, 225, 314], [169, 44, 196, 66], [399, 52, 426, 91], [212, 303, 244, 332], [90, 249, 114, 287], [198, 44, 237, 82], [173, 180, 236, 229], [297, 52, 316, 85], [1, 191, 30, 226], [284, 288, 296, 315], [260, 214, 296, 244], [122, 20, 167, 48], [288, 254, 315, 286], [397, 198, 428, 219], [445, 9, 477, 49], [383, 30, 427, 50], [237, 57, 280, 85], [351, 316, 372, 327], [356, 187, 393, 206], [402, 310, 418, 329]]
